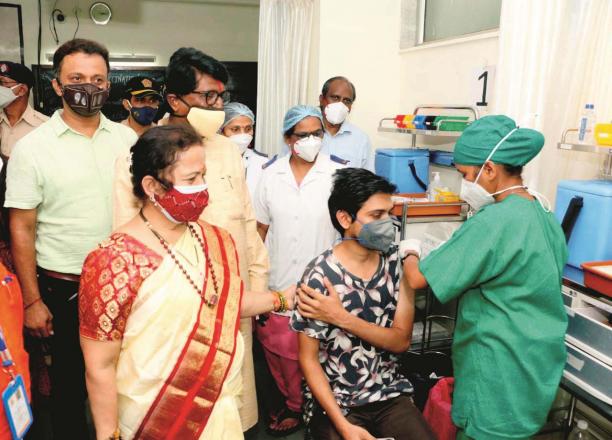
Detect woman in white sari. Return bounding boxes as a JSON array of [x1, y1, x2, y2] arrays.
[[78, 125, 293, 440]]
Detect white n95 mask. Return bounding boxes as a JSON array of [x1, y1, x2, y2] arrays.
[[460, 178, 525, 212], [294, 135, 322, 162], [0, 85, 19, 109], [324, 102, 349, 125], [460, 127, 521, 213], [460, 178, 495, 212], [229, 133, 253, 154]]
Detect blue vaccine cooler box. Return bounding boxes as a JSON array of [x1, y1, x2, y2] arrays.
[[555, 180, 612, 285], [375, 148, 430, 193], [430, 150, 454, 167]]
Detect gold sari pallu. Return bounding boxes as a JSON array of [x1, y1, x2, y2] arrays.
[[117, 222, 243, 440]]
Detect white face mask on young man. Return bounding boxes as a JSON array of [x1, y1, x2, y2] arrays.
[[293, 135, 322, 162], [324, 102, 349, 125]]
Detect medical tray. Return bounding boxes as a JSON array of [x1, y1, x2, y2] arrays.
[[581, 261, 612, 298], [391, 193, 464, 217], [433, 116, 470, 132]]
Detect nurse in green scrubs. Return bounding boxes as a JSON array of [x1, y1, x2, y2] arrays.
[[402, 115, 568, 440]]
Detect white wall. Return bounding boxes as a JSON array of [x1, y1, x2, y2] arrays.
[[394, 34, 499, 190], [312, 0, 499, 191], [310, 0, 403, 148], [397, 36, 498, 116], [12, 0, 259, 68]]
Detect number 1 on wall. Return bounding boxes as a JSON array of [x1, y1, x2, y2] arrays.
[[477, 70, 488, 106], [473, 66, 495, 109]]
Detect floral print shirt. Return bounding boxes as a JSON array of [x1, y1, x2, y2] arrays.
[[290, 248, 413, 423]]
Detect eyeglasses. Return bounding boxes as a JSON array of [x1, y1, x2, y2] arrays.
[[326, 94, 353, 106], [292, 129, 324, 139], [190, 89, 231, 106]]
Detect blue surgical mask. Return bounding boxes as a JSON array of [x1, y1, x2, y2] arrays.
[[128, 103, 157, 126]]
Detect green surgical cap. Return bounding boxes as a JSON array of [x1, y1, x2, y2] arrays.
[[453, 115, 545, 166]]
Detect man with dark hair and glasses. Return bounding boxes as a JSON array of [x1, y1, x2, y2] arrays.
[[319, 76, 374, 171], [112, 46, 268, 433], [253, 105, 347, 436], [163, 47, 231, 118]]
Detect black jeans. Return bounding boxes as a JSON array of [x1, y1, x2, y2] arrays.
[[38, 271, 89, 439], [309, 395, 436, 440]]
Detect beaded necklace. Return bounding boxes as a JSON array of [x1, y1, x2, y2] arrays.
[[139, 209, 219, 307]]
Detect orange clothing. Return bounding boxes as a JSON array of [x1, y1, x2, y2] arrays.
[[0, 263, 30, 440]]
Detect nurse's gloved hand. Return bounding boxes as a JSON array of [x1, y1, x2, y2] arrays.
[[297, 277, 348, 327], [399, 238, 422, 260]]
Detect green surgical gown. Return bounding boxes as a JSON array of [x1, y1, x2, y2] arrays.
[[420, 194, 568, 439]]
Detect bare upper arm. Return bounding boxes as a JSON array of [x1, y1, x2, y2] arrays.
[[9, 208, 37, 232], [392, 275, 415, 339], [403, 256, 429, 290], [81, 337, 122, 371], [298, 332, 320, 362]]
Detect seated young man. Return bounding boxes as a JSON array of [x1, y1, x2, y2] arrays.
[[290, 168, 435, 440]]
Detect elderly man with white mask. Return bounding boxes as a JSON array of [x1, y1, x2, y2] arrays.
[[319, 76, 374, 171]]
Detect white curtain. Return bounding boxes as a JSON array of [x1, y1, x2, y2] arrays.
[[255, 0, 315, 156], [494, 0, 612, 204]]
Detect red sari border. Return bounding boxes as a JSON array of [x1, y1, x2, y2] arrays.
[[133, 222, 243, 439]]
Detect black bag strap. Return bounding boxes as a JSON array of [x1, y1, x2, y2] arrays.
[[408, 160, 427, 191], [561, 196, 583, 243]]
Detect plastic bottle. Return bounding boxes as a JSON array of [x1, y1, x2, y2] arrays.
[[428, 172, 441, 201], [578, 104, 596, 144], [568, 419, 592, 440]]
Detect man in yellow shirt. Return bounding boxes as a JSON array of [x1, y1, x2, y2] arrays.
[[0, 62, 48, 157], [112, 47, 268, 432]]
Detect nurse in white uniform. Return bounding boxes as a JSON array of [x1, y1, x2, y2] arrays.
[[220, 102, 268, 199], [253, 105, 347, 436]]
